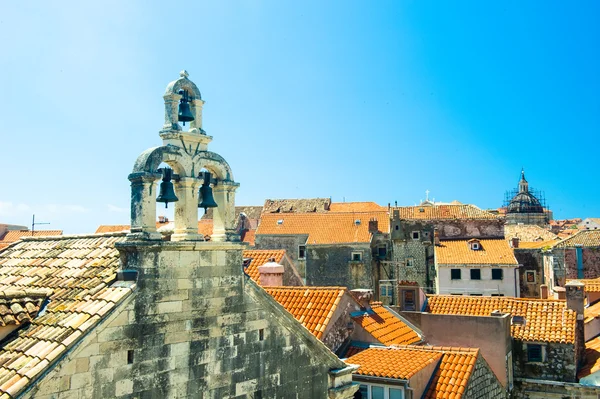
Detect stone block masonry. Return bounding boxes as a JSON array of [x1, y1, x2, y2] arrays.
[[21, 241, 357, 399]]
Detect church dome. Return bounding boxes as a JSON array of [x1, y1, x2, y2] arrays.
[[506, 170, 544, 214]]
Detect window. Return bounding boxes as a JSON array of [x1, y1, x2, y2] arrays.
[[470, 293, 483, 296], [357, 384, 405, 399], [298, 245, 306, 259], [470, 269, 481, 280], [411, 231, 420, 240], [525, 271, 536, 283], [451, 269, 461, 280], [492, 268, 503, 280], [472, 242, 480, 250], [378, 246, 387, 258], [389, 389, 403, 399], [405, 258, 414, 267], [491, 293, 505, 297], [372, 386, 384, 399], [527, 344, 543, 362], [351, 252, 363, 261], [395, 225, 399, 231]]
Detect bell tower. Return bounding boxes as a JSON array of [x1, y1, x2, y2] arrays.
[[127, 71, 239, 242]]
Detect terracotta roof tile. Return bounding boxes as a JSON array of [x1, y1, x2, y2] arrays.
[[517, 240, 558, 249], [256, 212, 389, 244], [554, 230, 600, 248], [347, 346, 442, 379], [0, 289, 50, 327], [435, 239, 518, 265], [264, 286, 345, 339], [426, 295, 576, 343], [504, 224, 558, 243], [328, 202, 386, 212], [585, 301, 600, 324], [423, 349, 479, 399], [352, 303, 421, 346], [240, 229, 256, 246], [579, 335, 600, 379], [568, 278, 600, 293], [94, 225, 130, 234], [393, 205, 499, 221], [243, 250, 286, 284], [0, 233, 135, 398]]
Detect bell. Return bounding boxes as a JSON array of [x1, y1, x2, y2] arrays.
[[198, 172, 218, 212], [156, 168, 179, 208], [177, 90, 195, 126]]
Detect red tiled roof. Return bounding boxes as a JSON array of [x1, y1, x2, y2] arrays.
[[585, 301, 600, 324], [256, 212, 389, 244], [426, 295, 576, 343], [243, 250, 286, 284], [568, 278, 600, 293], [197, 220, 213, 237], [241, 229, 256, 246], [352, 303, 421, 346], [435, 239, 518, 265], [347, 346, 441, 379], [554, 230, 600, 248], [329, 202, 386, 213], [423, 348, 479, 399], [0, 231, 63, 244], [94, 225, 130, 234], [0, 234, 135, 398], [393, 205, 499, 220], [264, 286, 345, 339], [0, 288, 51, 327], [579, 335, 600, 379]]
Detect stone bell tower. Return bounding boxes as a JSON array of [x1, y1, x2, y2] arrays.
[[128, 70, 238, 242]]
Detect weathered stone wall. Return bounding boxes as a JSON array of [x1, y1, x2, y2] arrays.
[[464, 355, 507, 398], [562, 247, 600, 279], [515, 249, 543, 298], [22, 241, 357, 399], [322, 293, 360, 354], [512, 341, 576, 382], [512, 378, 600, 399], [255, 234, 308, 279], [306, 244, 373, 290], [390, 217, 504, 240], [392, 240, 430, 289]]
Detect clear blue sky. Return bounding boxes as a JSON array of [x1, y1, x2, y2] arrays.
[[1, 1, 598, 234]]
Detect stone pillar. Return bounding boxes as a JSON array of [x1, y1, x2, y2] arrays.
[[189, 98, 205, 133], [172, 177, 203, 242], [566, 280, 585, 368], [212, 182, 239, 242], [128, 173, 161, 240], [327, 366, 360, 399], [257, 259, 284, 286], [161, 93, 182, 132]]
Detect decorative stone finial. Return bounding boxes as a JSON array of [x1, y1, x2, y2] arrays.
[[180, 70, 189, 79]]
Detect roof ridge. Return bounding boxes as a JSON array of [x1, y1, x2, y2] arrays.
[[20, 232, 128, 241], [428, 294, 568, 303], [370, 344, 479, 355], [265, 286, 347, 291]]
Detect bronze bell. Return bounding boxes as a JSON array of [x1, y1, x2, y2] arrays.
[[156, 168, 179, 208], [198, 172, 218, 212], [177, 90, 194, 126]]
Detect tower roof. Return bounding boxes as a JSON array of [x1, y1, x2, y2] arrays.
[[507, 169, 544, 214]]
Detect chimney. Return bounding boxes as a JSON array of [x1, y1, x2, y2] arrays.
[[540, 284, 548, 299], [434, 230, 440, 246], [350, 289, 373, 310], [511, 237, 519, 249], [257, 257, 285, 287], [158, 215, 169, 224], [555, 287, 566, 300], [566, 280, 586, 367], [368, 219, 378, 233]]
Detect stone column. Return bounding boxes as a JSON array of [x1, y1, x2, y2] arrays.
[[128, 172, 162, 240], [172, 177, 203, 242], [161, 93, 182, 132], [211, 182, 239, 242], [189, 98, 205, 133]]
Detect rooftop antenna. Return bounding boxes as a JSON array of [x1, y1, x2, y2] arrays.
[[425, 189, 430, 202], [31, 214, 50, 235]]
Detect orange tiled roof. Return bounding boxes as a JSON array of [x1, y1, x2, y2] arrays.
[[352, 303, 421, 346], [554, 230, 600, 248], [0, 233, 135, 398], [256, 212, 389, 244], [0, 231, 63, 244], [243, 250, 286, 284], [517, 240, 557, 249], [347, 346, 442, 379], [241, 229, 256, 246], [584, 301, 600, 324], [567, 278, 600, 293], [329, 202, 386, 213], [94, 225, 130, 234], [393, 204, 499, 220], [579, 335, 600, 379], [423, 348, 479, 399], [197, 220, 213, 237], [0, 288, 51, 327], [264, 286, 345, 339], [435, 239, 518, 265], [426, 295, 576, 343]]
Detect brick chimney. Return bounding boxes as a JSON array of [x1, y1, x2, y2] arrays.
[[257, 257, 285, 287], [510, 237, 519, 249], [368, 219, 378, 233], [540, 284, 548, 299], [434, 230, 440, 246]]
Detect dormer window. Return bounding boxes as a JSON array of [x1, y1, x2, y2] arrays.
[[468, 239, 481, 250]]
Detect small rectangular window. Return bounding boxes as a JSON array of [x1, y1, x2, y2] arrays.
[[259, 328, 265, 341], [492, 269, 503, 280], [359, 385, 368, 398], [298, 245, 306, 259], [377, 246, 387, 257], [527, 344, 543, 362], [525, 271, 536, 283], [127, 350, 134, 364], [371, 386, 384, 399], [405, 258, 414, 267], [412, 231, 420, 240], [470, 269, 481, 280], [351, 252, 363, 261], [380, 286, 387, 296], [491, 293, 505, 297], [389, 388, 404, 399], [451, 269, 461, 280]]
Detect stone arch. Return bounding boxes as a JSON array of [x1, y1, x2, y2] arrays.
[[164, 71, 202, 100]]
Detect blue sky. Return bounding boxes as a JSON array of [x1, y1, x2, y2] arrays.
[[1, 1, 598, 234]]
